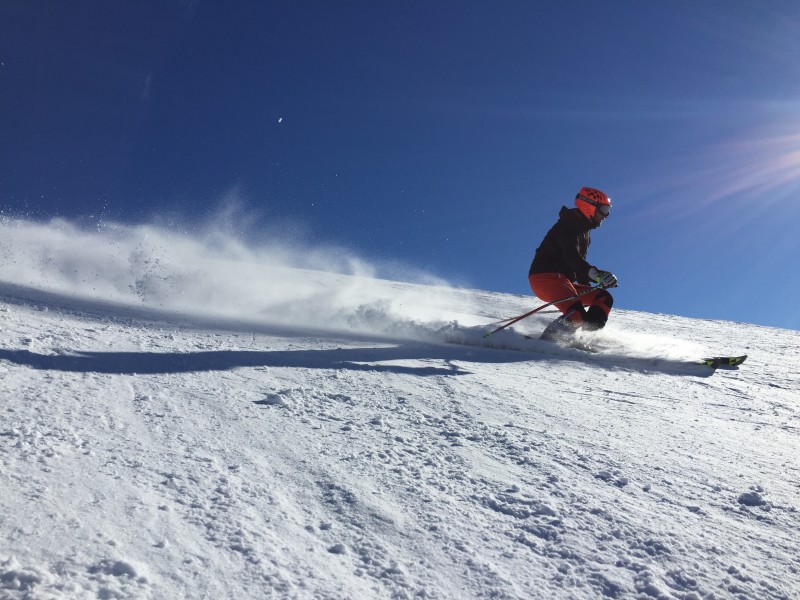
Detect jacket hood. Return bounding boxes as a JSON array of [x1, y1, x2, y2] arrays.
[[559, 205, 597, 230]]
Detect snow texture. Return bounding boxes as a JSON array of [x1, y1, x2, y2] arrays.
[[1, 217, 798, 599]]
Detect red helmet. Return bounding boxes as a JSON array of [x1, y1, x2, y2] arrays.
[[575, 187, 611, 219]]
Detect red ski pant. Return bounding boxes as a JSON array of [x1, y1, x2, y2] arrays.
[[528, 273, 612, 325]]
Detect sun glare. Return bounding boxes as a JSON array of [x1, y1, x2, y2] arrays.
[[720, 130, 800, 201], [639, 123, 800, 224]]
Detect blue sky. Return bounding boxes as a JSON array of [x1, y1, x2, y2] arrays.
[[2, 1, 800, 330]]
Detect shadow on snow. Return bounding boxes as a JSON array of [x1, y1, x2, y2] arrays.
[[0, 344, 715, 378]]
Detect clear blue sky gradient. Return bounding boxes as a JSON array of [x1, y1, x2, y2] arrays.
[[2, 1, 799, 330]]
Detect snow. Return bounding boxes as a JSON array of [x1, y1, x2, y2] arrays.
[[1, 217, 799, 599]]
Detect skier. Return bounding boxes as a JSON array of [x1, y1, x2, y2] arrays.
[[528, 187, 618, 342]]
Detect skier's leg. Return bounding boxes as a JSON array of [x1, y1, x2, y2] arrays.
[[581, 289, 614, 330], [530, 274, 587, 340], [529, 273, 585, 317]]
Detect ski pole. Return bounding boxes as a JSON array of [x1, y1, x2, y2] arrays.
[[483, 285, 606, 338], [486, 311, 556, 328]]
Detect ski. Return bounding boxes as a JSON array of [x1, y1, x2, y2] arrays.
[[523, 334, 599, 353], [699, 355, 747, 368]]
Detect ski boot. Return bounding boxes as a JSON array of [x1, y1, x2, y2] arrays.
[[540, 314, 580, 344]]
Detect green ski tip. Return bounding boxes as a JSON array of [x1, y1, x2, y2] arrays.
[[700, 355, 748, 368]]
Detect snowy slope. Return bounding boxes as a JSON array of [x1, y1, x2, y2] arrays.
[[1, 218, 799, 599]]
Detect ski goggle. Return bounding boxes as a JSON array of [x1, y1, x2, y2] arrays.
[[577, 193, 611, 217]]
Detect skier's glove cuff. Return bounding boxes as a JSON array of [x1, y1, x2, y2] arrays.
[[589, 267, 617, 288]]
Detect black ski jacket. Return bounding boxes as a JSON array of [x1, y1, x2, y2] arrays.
[[529, 206, 594, 284]]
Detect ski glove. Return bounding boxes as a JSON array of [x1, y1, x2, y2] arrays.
[[588, 267, 618, 288]]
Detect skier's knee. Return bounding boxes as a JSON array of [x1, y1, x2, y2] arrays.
[[597, 290, 613, 310], [583, 305, 609, 331], [582, 290, 613, 330]]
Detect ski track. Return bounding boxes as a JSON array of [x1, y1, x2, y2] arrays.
[[1, 286, 799, 599]]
